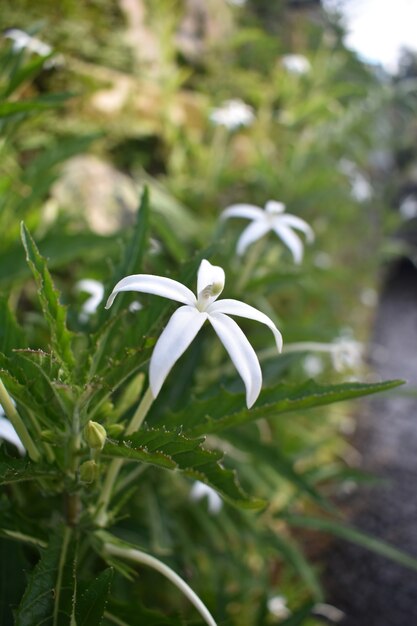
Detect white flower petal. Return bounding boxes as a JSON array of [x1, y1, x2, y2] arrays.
[[197, 260, 225, 297], [105, 275, 196, 309], [221, 204, 266, 222], [273, 224, 304, 264], [207, 299, 283, 352], [0, 417, 25, 455], [278, 214, 314, 242], [149, 306, 207, 397], [265, 200, 285, 214], [208, 313, 262, 408], [190, 481, 223, 514], [77, 279, 105, 317], [236, 220, 271, 256]]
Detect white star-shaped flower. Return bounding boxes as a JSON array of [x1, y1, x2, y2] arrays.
[[221, 200, 314, 263], [0, 402, 25, 456], [210, 99, 255, 130], [106, 259, 282, 408]]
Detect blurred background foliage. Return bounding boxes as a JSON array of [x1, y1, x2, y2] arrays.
[[1, 0, 417, 624]]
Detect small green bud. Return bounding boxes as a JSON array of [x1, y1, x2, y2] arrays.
[[84, 420, 107, 450], [79, 460, 99, 483], [106, 423, 125, 438], [40, 430, 55, 443]]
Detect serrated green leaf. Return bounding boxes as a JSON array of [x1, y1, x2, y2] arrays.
[[21, 223, 75, 373], [0, 449, 55, 485], [165, 379, 404, 436], [75, 568, 113, 626], [15, 527, 76, 626], [282, 513, 417, 573], [103, 428, 263, 509]]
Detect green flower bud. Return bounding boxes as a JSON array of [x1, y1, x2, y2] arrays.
[[106, 423, 125, 438], [84, 420, 107, 450], [79, 460, 99, 483]]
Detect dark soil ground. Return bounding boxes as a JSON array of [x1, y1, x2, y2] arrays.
[[324, 256, 417, 625]]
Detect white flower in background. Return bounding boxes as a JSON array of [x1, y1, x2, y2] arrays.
[[3, 29, 62, 68], [331, 337, 363, 373], [77, 279, 105, 322], [0, 402, 25, 456], [226, 0, 247, 5], [221, 200, 314, 263], [399, 194, 417, 220], [281, 54, 311, 75], [339, 159, 373, 203], [303, 354, 324, 377], [190, 481, 223, 514], [4, 28, 52, 56], [210, 99, 254, 130], [267, 595, 290, 619], [360, 287, 377, 308], [106, 259, 282, 408], [314, 251, 332, 270]]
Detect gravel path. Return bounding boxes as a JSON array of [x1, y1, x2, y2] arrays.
[[324, 257, 417, 625]]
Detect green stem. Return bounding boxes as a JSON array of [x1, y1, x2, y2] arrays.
[[125, 386, 154, 436], [95, 387, 154, 527], [104, 541, 217, 626], [0, 377, 40, 462], [53, 526, 72, 626], [235, 237, 266, 292]]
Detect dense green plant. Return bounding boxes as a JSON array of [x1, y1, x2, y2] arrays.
[[1, 3, 417, 625]]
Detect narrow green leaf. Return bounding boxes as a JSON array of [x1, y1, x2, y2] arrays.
[[282, 513, 417, 573], [15, 527, 76, 626], [267, 532, 323, 601], [75, 568, 113, 626], [0, 296, 25, 355], [277, 602, 315, 626], [165, 379, 404, 436], [20, 223, 75, 372], [103, 428, 264, 509], [102, 187, 150, 320], [0, 94, 71, 118]]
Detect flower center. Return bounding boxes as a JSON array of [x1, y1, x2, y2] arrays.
[[196, 282, 223, 311]]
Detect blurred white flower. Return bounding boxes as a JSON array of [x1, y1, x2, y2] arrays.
[[226, 0, 247, 5], [3, 29, 62, 68], [339, 159, 373, 202], [221, 200, 314, 263], [314, 251, 332, 270], [77, 279, 105, 322], [303, 354, 324, 377], [360, 287, 377, 308], [281, 54, 311, 75], [210, 99, 254, 130], [106, 259, 282, 408], [331, 337, 363, 372], [267, 595, 290, 619], [399, 194, 417, 220], [190, 481, 223, 514], [0, 401, 25, 455], [128, 300, 143, 313]]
